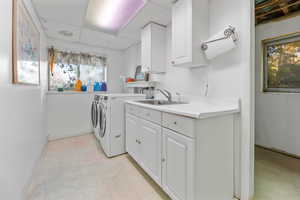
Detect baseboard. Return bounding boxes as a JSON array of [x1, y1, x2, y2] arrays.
[[256, 144, 300, 160], [48, 131, 92, 141]]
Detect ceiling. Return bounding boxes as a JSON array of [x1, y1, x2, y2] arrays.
[[256, 0, 300, 25], [32, 0, 173, 50]]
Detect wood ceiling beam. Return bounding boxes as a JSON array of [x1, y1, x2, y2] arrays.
[[257, 9, 300, 25], [256, 0, 300, 19], [278, 0, 290, 14], [255, 0, 279, 11]]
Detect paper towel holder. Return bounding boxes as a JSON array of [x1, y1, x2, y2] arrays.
[[201, 25, 238, 51]]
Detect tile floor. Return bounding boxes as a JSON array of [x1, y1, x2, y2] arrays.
[[27, 134, 300, 200], [26, 134, 170, 200], [255, 147, 300, 200]]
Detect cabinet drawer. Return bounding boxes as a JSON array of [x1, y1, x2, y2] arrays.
[[141, 108, 162, 125], [162, 113, 195, 138], [126, 104, 141, 116]]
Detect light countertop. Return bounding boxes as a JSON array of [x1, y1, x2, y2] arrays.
[[47, 91, 107, 95], [126, 98, 240, 119]]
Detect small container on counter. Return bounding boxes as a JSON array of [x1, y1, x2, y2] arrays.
[[81, 85, 87, 92], [94, 82, 101, 91], [87, 80, 94, 92], [74, 80, 82, 91]]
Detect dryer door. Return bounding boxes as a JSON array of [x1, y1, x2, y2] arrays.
[[99, 102, 107, 138], [91, 101, 99, 128], [91, 102, 96, 128]]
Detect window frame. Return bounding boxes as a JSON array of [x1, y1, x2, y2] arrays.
[[12, 0, 41, 86], [262, 31, 300, 93]]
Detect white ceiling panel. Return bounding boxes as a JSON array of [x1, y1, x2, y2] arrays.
[[149, 0, 173, 8], [83, 1, 172, 43], [32, 0, 171, 50], [43, 21, 81, 42], [32, 0, 89, 26], [119, 2, 171, 40], [80, 29, 135, 50], [118, 27, 141, 42]]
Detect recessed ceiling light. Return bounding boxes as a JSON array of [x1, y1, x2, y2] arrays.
[[58, 30, 73, 37], [86, 0, 146, 33]]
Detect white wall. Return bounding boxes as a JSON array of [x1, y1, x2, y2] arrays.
[[123, 42, 141, 77], [153, 26, 209, 97], [0, 0, 48, 199], [255, 15, 300, 156], [123, 0, 253, 199], [208, 1, 254, 199], [46, 40, 125, 140], [124, 27, 208, 97], [47, 93, 97, 140]]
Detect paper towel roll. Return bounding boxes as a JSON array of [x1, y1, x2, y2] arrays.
[[204, 28, 237, 60]]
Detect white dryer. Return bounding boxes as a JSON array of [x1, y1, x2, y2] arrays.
[[91, 95, 101, 140], [92, 94, 145, 157]]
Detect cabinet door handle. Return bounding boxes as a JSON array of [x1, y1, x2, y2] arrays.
[[171, 61, 175, 64], [115, 135, 121, 138], [173, 121, 177, 125], [162, 158, 166, 162]]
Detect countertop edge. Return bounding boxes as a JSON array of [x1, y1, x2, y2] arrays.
[[125, 100, 240, 119]]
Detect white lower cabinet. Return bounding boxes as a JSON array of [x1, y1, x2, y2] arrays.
[[162, 128, 194, 200], [125, 114, 140, 162], [125, 113, 162, 185], [125, 104, 234, 200], [139, 119, 162, 185]]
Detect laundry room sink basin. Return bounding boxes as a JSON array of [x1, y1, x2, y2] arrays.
[[136, 100, 188, 106]]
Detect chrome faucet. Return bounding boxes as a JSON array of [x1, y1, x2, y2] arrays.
[[157, 89, 172, 102]]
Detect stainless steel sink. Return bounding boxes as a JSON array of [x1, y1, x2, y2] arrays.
[[136, 100, 188, 106]]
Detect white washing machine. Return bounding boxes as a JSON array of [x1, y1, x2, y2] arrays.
[[91, 94, 145, 157]]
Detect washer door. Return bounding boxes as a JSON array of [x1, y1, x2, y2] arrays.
[[91, 101, 98, 128], [99, 102, 107, 138]]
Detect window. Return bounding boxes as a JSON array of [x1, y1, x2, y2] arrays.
[[13, 0, 40, 85], [48, 49, 107, 91], [263, 32, 300, 93]]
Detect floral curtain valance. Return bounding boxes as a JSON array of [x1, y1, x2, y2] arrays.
[[48, 48, 107, 74]]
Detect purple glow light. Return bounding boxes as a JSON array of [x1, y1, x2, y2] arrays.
[[97, 0, 146, 32]]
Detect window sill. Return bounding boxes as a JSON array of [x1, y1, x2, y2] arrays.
[[47, 91, 107, 95]]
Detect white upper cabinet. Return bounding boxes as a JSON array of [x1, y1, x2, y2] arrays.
[[141, 22, 166, 73], [171, 0, 208, 68]]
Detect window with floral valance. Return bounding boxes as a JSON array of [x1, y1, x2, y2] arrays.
[[48, 48, 107, 91]]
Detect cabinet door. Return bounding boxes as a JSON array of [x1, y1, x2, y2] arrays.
[[141, 24, 152, 72], [162, 128, 194, 200], [125, 114, 140, 162], [171, 0, 192, 65], [139, 119, 162, 185]]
